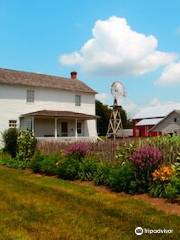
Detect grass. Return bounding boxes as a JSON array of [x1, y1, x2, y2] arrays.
[[0, 166, 179, 240]]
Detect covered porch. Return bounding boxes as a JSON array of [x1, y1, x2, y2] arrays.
[[20, 110, 98, 141]]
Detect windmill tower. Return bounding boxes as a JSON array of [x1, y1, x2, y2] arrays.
[[107, 81, 126, 139]]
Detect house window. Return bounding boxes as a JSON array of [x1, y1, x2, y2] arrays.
[[174, 118, 177, 122], [27, 89, 35, 102], [77, 121, 82, 134], [9, 120, 17, 128], [75, 95, 81, 106]]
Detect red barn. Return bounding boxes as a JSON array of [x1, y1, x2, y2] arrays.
[[132, 104, 180, 137]]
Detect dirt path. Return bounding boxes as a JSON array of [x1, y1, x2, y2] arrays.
[[132, 194, 180, 216]]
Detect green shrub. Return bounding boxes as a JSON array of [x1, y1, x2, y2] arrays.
[[164, 183, 177, 200], [149, 180, 179, 200], [171, 176, 180, 197], [0, 152, 12, 164], [31, 151, 45, 173], [0, 155, 31, 169], [149, 163, 180, 200], [57, 157, 80, 180], [115, 141, 137, 164], [2, 128, 18, 158], [108, 161, 138, 194], [93, 162, 111, 186], [39, 154, 61, 175], [78, 157, 98, 181], [16, 130, 37, 163], [149, 182, 166, 198], [0, 150, 31, 169], [31, 151, 62, 175]]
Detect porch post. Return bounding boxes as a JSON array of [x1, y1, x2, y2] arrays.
[[31, 117, 35, 134], [55, 118, 58, 138], [75, 118, 77, 139]]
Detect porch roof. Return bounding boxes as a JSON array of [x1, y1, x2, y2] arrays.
[[21, 110, 99, 120]]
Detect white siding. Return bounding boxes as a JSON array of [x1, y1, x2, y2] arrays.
[[0, 83, 97, 144], [153, 112, 180, 135]]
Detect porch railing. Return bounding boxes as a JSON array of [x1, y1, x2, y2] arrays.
[[36, 136, 97, 142]]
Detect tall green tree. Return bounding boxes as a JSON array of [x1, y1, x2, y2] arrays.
[[96, 100, 131, 136]]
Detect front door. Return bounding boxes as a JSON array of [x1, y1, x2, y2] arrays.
[[61, 122, 68, 137]]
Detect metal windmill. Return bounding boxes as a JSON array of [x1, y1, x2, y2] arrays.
[[107, 81, 126, 139]]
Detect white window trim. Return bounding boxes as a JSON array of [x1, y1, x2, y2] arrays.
[[26, 89, 35, 103], [75, 95, 81, 106], [9, 120, 17, 128]]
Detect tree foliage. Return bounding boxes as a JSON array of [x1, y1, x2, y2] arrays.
[[2, 128, 18, 158], [96, 100, 131, 136]]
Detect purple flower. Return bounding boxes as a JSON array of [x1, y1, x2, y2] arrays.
[[131, 145, 163, 172], [65, 142, 90, 159]]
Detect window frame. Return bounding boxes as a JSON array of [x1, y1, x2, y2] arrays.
[[75, 95, 81, 106], [9, 120, 17, 128], [26, 89, 35, 103]]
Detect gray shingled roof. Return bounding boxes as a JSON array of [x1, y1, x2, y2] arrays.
[[0, 68, 97, 94], [21, 110, 99, 119]]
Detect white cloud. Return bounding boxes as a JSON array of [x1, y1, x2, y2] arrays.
[[155, 62, 180, 85], [149, 97, 180, 107], [149, 97, 161, 106], [122, 99, 139, 117], [95, 93, 111, 103], [59, 16, 176, 76]]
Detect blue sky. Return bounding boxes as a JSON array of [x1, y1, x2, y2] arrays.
[[0, 0, 180, 115]]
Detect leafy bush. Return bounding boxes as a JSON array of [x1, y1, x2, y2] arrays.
[[16, 130, 37, 163], [93, 162, 112, 186], [78, 157, 98, 181], [57, 157, 80, 180], [132, 145, 163, 172], [0, 152, 31, 168], [65, 142, 89, 160], [0, 152, 12, 163], [143, 136, 180, 164], [149, 165, 180, 200], [2, 128, 18, 158], [31, 151, 45, 173], [31, 151, 61, 175], [108, 161, 138, 194], [149, 180, 178, 200], [115, 141, 137, 164], [131, 145, 163, 191]]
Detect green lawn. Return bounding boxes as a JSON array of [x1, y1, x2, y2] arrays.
[[0, 166, 179, 240]]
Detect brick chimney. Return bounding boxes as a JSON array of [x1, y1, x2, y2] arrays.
[[70, 71, 77, 80]]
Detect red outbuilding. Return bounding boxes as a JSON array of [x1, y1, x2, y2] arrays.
[[132, 104, 180, 137]]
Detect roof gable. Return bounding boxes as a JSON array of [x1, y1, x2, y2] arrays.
[[150, 110, 180, 132], [0, 68, 97, 94]]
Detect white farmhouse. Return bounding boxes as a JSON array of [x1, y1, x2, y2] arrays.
[[0, 68, 98, 143]]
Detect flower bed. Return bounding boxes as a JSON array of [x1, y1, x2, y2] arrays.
[[0, 130, 180, 202]]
